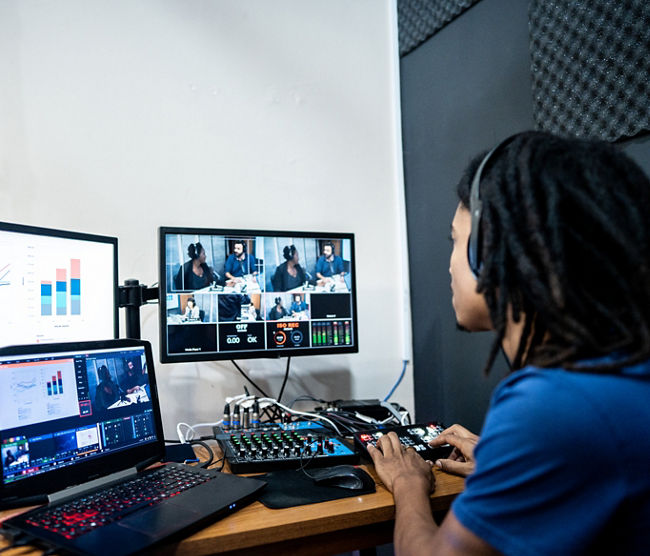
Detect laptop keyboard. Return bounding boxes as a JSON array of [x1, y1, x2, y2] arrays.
[[23, 465, 211, 540]]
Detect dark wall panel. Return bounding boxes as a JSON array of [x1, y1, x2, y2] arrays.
[[400, 0, 534, 432]]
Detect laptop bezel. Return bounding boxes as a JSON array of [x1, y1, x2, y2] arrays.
[[0, 339, 165, 503]]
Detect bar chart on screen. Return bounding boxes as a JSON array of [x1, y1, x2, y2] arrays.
[[0, 231, 115, 346], [1, 358, 79, 430]]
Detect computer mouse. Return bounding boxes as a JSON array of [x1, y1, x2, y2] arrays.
[[309, 465, 375, 491]]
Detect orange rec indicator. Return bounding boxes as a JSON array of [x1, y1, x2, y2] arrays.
[[276, 322, 299, 329]]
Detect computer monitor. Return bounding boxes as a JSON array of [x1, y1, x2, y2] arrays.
[[0, 221, 119, 346], [159, 227, 358, 363]]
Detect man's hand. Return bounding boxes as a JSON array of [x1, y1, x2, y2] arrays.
[[430, 424, 479, 477], [367, 432, 435, 494]]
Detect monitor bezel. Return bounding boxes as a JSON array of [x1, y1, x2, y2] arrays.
[[0, 339, 164, 503], [0, 220, 119, 341], [158, 226, 359, 363]]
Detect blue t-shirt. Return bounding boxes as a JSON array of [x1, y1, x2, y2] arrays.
[[225, 253, 256, 277], [453, 358, 650, 556], [316, 255, 344, 277]]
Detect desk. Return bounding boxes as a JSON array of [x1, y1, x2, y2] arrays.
[[195, 276, 261, 295], [0, 452, 464, 555]]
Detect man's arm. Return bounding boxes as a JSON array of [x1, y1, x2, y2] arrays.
[[224, 255, 236, 280], [369, 432, 498, 556]]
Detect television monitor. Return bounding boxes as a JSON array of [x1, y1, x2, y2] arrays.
[[159, 227, 358, 362], [0, 221, 119, 346]]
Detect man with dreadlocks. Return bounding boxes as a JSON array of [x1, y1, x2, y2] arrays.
[[369, 131, 650, 555]]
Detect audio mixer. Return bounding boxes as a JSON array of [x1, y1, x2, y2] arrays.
[[354, 422, 453, 461], [214, 422, 358, 473]]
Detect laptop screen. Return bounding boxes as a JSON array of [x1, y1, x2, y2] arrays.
[[1, 343, 160, 488]]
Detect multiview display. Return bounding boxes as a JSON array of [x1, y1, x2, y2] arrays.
[[159, 228, 358, 362]]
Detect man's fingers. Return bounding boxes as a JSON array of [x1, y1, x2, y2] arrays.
[[376, 432, 402, 456], [367, 443, 381, 464], [434, 458, 473, 477], [430, 433, 474, 454]]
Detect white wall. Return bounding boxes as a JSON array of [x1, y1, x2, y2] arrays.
[[0, 0, 413, 438]]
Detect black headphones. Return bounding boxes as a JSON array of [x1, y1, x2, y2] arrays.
[[283, 245, 297, 261], [188, 242, 204, 260], [467, 135, 517, 279], [322, 241, 335, 256]]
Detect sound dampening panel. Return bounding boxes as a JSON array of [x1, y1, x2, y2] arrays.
[[398, 0, 479, 57], [529, 0, 650, 141]]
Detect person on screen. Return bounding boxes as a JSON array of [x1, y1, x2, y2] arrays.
[[218, 294, 251, 322], [182, 297, 201, 322], [224, 240, 257, 282], [94, 364, 120, 412], [4, 450, 15, 467], [268, 297, 288, 320], [315, 241, 346, 284], [290, 294, 307, 315], [122, 359, 143, 395], [367, 131, 650, 555], [271, 245, 308, 291], [246, 302, 261, 321], [173, 242, 217, 291]]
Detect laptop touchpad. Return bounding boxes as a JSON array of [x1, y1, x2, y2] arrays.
[[118, 501, 202, 537]]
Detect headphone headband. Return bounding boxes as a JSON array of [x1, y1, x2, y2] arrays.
[[467, 135, 518, 278]]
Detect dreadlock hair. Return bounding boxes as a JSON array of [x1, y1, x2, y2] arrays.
[[457, 131, 650, 374]]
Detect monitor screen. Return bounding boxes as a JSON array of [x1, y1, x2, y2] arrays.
[[159, 228, 358, 362], [0, 222, 119, 346], [0, 344, 156, 486]]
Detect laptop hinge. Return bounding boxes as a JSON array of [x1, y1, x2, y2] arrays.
[[48, 467, 138, 505], [136, 455, 162, 472]]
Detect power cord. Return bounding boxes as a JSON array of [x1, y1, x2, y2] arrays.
[[230, 360, 270, 398], [276, 357, 292, 405]]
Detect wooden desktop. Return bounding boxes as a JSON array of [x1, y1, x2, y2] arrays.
[[0, 449, 465, 555]]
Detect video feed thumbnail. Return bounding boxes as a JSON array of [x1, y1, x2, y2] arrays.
[[265, 293, 310, 321], [264, 238, 352, 293], [165, 235, 264, 293], [86, 352, 149, 414], [218, 294, 263, 322], [2, 437, 29, 473]]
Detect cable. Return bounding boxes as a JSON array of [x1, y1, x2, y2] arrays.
[[256, 398, 343, 435], [380, 401, 404, 423], [289, 394, 326, 408], [190, 440, 213, 469], [175, 421, 223, 443], [277, 357, 291, 404], [231, 360, 270, 398], [383, 359, 408, 401]]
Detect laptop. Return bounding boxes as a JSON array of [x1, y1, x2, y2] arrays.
[[0, 339, 265, 555]]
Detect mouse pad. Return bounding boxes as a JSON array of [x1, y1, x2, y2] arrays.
[[255, 468, 376, 509]]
